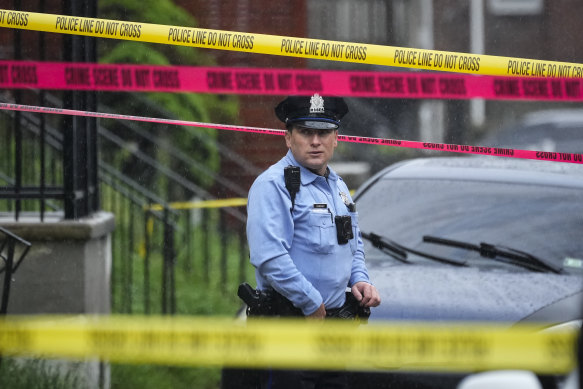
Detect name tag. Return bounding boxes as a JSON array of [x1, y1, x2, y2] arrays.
[[313, 203, 328, 213]]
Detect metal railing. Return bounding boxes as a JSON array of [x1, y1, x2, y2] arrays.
[[0, 226, 31, 315], [0, 0, 254, 317], [0, 0, 99, 220], [2, 92, 253, 316]]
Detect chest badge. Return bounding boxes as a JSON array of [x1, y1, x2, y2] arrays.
[[339, 191, 350, 206], [339, 191, 356, 212]]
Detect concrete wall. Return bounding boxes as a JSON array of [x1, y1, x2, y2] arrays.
[[1, 211, 114, 315], [0, 211, 115, 389]]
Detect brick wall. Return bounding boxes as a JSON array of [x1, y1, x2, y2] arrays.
[[176, 0, 309, 196]]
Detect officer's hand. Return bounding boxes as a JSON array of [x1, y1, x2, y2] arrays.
[[306, 303, 326, 319], [351, 282, 381, 308]]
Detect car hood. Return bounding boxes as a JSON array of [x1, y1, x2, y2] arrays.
[[368, 264, 583, 324]]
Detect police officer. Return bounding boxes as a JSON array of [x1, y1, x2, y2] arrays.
[[246, 94, 381, 388]]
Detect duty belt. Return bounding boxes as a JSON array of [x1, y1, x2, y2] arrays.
[[238, 283, 370, 322]]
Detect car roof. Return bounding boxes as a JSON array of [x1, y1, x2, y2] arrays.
[[478, 109, 583, 153], [355, 157, 583, 198], [521, 109, 583, 127]]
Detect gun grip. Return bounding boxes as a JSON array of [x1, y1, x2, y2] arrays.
[[237, 282, 259, 307]]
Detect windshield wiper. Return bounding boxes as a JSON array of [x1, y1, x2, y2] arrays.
[[362, 232, 466, 267], [361, 232, 409, 263], [422, 235, 562, 274]]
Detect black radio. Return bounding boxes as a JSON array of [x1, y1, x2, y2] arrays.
[[284, 165, 301, 213]]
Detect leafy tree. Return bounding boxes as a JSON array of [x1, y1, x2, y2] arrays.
[[98, 0, 238, 198]]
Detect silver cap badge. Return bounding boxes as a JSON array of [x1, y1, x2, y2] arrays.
[[309, 93, 325, 113]]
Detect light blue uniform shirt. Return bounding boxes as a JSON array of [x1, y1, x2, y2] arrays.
[[247, 150, 370, 315]]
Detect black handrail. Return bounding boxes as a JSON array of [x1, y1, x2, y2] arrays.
[[0, 226, 32, 315]]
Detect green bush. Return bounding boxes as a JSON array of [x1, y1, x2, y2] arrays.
[[0, 358, 80, 389]]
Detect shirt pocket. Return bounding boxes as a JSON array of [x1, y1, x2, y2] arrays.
[[308, 211, 335, 254], [348, 212, 359, 254]]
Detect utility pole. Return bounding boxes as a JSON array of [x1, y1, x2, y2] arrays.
[[470, 0, 486, 127], [416, 0, 445, 143]]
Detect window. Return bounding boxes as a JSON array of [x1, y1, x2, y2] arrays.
[[308, 0, 388, 45], [488, 0, 544, 15]]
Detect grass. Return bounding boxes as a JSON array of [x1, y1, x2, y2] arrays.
[[105, 196, 255, 389], [0, 174, 253, 389], [111, 364, 221, 389], [0, 357, 81, 389]]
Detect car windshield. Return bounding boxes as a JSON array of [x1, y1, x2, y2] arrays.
[[356, 177, 583, 274]]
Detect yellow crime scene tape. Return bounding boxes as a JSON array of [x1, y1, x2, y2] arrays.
[[144, 192, 356, 211], [0, 315, 577, 374], [1, 9, 580, 377], [1, 9, 583, 78], [146, 197, 247, 212]]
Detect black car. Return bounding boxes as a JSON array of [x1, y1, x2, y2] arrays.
[[350, 156, 583, 388]]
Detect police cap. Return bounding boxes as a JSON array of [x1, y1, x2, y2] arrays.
[[275, 94, 348, 130]]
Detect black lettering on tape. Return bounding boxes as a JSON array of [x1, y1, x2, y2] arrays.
[[263, 73, 276, 90], [119, 23, 141, 39], [394, 49, 418, 66], [378, 76, 405, 94], [546, 335, 572, 361], [295, 74, 322, 92], [55, 15, 79, 32], [317, 333, 352, 354], [168, 27, 191, 43], [89, 330, 127, 349], [304, 40, 320, 56], [457, 55, 481, 72], [207, 71, 233, 90], [105, 21, 119, 36], [407, 78, 419, 93], [280, 38, 303, 55], [423, 142, 444, 150], [493, 79, 520, 97], [11, 64, 38, 85], [7, 11, 29, 27], [349, 75, 376, 93], [470, 146, 492, 154], [420, 78, 437, 94], [536, 151, 557, 160], [565, 80, 582, 98], [192, 29, 208, 45], [0, 64, 9, 84], [153, 70, 180, 88], [439, 78, 467, 95], [93, 68, 120, 87], [134, 69, 151, 88], [231, 34, 254, 50], [344, 44, 367, 61], [65, 67, 91, 86], [531, 62, 547, 77], [522, 80, 549, 97], [235, 72, 261, 90], [79, 18, 95, 33], [0, 329, 32, 349], [277, 73, 292, 90]]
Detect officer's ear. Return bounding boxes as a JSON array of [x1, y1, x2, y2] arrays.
[[285, 126, 293, 148]]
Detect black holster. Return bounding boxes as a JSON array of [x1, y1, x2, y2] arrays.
[[238, 282, 302, 317], [326, 292, 371, 323], [238, 283, 371, 322]]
